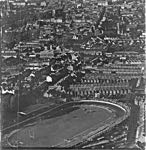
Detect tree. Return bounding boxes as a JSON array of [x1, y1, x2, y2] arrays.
[[36, 54, 40, 59]]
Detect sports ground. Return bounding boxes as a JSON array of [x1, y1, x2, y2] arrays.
[[7, 101, 127, 147]]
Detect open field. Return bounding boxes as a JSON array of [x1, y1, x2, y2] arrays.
[[6, 101, 127, 148]]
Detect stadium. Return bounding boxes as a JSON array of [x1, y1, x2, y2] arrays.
[[5, 100, 130, 148]]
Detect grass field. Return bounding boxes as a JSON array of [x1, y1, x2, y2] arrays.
[[8, 103, 123, 147]]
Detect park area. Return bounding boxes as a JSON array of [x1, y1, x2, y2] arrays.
[[7, 101, 125, 148]]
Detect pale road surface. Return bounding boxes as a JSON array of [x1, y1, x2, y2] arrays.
[[135, 100, 146, 149]]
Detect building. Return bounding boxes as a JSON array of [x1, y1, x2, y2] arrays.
[[40, 50, 54, 59], [97, 0, 108, 6], [2, 50, 17, 58]]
